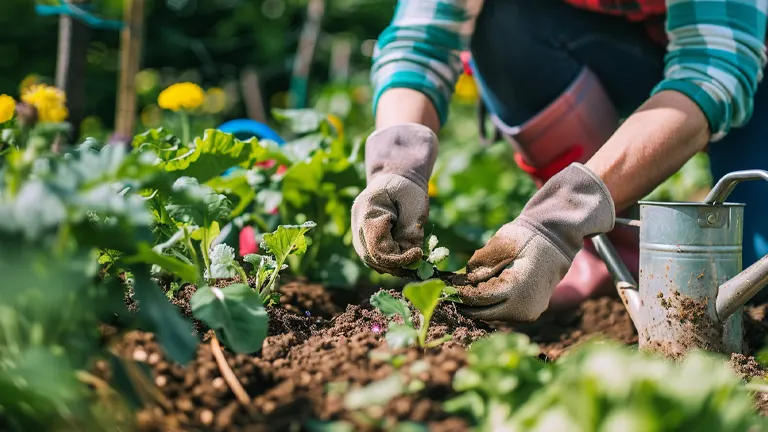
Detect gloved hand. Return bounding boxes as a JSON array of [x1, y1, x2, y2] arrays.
[[351, 123, 438, 276], [455, 163, 615, 322]]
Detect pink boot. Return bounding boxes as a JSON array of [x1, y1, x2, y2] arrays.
[[548, 224, 640, 311]]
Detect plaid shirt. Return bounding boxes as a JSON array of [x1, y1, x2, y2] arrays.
[[371, 0, 768, 141]]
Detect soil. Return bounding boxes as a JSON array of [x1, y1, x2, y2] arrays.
[[109, 282, 768, 431]]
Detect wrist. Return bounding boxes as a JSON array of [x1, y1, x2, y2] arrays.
[[365, 123, 439, 190], [518, 163, 615, 259]]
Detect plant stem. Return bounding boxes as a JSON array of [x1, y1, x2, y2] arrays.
[[234, 263, 250, 287], [182, 226, 204, 284], [180, 110, 190, 145], [200, 229, 211, 271]]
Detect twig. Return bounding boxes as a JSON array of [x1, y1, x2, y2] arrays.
[[210, 334, 257, 417]]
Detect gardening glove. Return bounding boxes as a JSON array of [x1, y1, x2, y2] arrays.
[[455, 163, 615, 322], [351, 123, 438, 276]]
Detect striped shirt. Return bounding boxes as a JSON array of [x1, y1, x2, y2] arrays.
[[371, 0, 768, 141]]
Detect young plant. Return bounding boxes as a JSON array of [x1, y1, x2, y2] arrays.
[[370, 279, 458, 349], [242, 221, 316, 303], [405, 234, 451, 280]]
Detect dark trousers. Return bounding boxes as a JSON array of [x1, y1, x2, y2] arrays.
[[470, 0, 768, 272]]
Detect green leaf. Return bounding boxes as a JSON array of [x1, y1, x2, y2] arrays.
[[385, 323, 419, 349], [281, 152, 325, 208], [204, 171, 257, 217], [280, 133, 325, 163], [403, 279, 446, 347], [416, 261, 434, 280], [261, 221, 316, 260], [190, 283, 268, 354], [147, 129, 268, 184], [124, 243, 198, 284], [272, 108, 328, 134], [165, 177, 232, 227], [130, 265, 197, 364], [369, 291, 412, 325]]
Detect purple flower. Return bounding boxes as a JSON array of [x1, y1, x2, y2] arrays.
[[305, 310, 311, 317], [371, 324, 382, 334]]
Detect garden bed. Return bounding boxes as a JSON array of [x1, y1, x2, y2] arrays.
[[110, 280, 768, 432]]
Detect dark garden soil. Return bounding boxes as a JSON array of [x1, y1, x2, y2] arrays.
[[110, 280, 768, 431]]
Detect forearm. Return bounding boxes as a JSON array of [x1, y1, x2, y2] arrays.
[[375, 88, 441, 134], [585, 90, 710, 212]]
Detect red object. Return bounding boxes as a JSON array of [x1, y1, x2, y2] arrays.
[[513, 145, 584, 184], [460, 51, 473, 76], [255, 159, 277, 169], [562, 0, 668, 45], [239, 225, 259, 256], [275, 164, 288, 176]]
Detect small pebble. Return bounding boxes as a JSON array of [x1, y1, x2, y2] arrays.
[[132, 350, 149, 362], [212, 377, 226, 389], [200, 409, 214, 425], [155, 375, 167, 388], [147, 352, 161, 365]]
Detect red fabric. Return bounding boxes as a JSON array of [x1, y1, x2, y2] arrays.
[[563, 0, 668, 45], [513, 145, 585, 184]]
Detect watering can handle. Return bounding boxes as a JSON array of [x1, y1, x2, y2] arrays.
[[702, 169, 768, 319], [591, 233, 642, 327], [704, 170, 768, 205]]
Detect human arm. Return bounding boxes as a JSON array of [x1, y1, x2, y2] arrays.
[[351, 1, 482, 274], [456, 0, 767, 321]]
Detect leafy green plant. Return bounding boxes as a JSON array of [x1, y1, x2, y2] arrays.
[[446, 333, 766, 432], [370, 280, 457, 349], [243, 221, 316, 298], [404, 234, 452, 280]]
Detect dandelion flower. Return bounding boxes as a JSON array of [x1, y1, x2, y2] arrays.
[[21, 84, 69, 123], [158, 82, 205, 112], [0, 94, 16, 123]]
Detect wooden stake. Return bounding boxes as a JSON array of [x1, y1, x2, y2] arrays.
[[329, 38, 352, 83], [239, 68, 266, 123], [115, 0, 145, 140], [289, 0, 325, 108], [56, 0, 91, 141]]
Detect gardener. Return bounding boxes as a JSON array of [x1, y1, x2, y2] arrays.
[[351, 0, 768, 322]]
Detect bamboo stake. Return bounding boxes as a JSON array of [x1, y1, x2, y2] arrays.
[[115, 0, 145, 140], [56, 0, 91, 142]]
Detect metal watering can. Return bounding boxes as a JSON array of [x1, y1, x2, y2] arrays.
[[592, 170, 768, 357]]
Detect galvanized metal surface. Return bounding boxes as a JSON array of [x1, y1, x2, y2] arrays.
[[596, 169, 768, 357], [637, 202, 744, 355]]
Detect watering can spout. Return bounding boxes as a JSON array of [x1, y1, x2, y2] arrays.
[[592, 233, 642, 327], [715, 254, 768, 321]]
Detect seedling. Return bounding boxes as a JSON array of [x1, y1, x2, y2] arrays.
[[370, 280, 459, 349], [203, 221, 315, 304], [404, 234, 455, 281], [243, 221, 316, 302]]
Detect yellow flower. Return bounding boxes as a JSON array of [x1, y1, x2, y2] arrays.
[[158, 82, 205, 112], [455, 73, 478, 102], [21, 84, 69, 123], [0, 94, 16, 123], [428, 179, 438, 197], [19, 74, 40, 94]]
